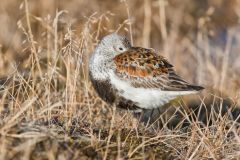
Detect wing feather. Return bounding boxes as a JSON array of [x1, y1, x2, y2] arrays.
[[113, 47, 203, 91]]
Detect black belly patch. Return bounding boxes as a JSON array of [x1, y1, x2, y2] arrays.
[[89, 73, 141, 110], [90, 76, 116, 104], [117, 97, 140, 110]]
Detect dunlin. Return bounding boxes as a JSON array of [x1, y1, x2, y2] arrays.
[[89, 33, 203, 111]]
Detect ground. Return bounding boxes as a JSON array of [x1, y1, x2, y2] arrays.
[[0, 0, 239, 159]]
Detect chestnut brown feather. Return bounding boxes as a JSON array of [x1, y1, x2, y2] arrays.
[[114, 47, 204, 91]]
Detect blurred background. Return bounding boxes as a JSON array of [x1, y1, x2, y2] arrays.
[[0, 0, 239, 99], [0, 0, 240, 159]]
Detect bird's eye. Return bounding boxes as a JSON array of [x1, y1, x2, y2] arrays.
[[114, 45, 125, 52]]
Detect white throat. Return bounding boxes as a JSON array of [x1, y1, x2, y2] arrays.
[[89, 50, 113, 81]]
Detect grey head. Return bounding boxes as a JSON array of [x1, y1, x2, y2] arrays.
[[94, 33, 131, 58], [89, 33, 132, 80]]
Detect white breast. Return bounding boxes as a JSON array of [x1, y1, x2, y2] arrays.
[[109, 71, 197, 109], [89, 52, 109, 80]]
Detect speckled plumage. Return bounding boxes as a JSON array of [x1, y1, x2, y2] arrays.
[[89, 33, 203, 111]]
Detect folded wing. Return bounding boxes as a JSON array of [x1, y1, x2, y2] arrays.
[[113, 47, 203, 91]]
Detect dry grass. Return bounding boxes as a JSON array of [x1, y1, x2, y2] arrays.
[[0, 0, 240, 159]]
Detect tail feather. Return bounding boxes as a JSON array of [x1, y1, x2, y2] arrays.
[[187, 85, 204, 91]]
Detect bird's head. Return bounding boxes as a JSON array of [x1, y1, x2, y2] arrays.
[[96, 33, 131, 57]]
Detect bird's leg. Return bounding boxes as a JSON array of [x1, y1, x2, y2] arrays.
[[132, 110, 144, 122]]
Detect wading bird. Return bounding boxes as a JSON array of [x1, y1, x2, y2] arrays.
[[89, 33, 204, 113]]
